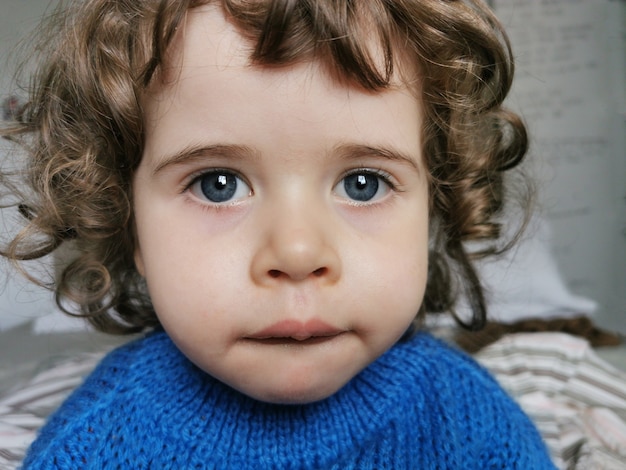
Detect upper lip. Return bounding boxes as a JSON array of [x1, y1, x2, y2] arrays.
[[246, 319, 343, 341]]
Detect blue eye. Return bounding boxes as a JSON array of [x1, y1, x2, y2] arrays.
[[336, 171, 391, 202], [189, 171, 250, 203]]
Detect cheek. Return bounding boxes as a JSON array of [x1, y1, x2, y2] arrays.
[[382, 244, 428, 310], [143, 238, 242, 302], [388, 215, 429, 305], [351, 216, 429, 313], [143, 252, 241, 355]]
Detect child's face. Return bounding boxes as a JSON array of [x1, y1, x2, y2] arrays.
[[133, 5, 429, 404]]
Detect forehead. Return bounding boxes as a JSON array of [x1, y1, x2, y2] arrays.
[[142, 5, 422, 160]]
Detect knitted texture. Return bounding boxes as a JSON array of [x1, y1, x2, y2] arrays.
[[22, 331, 556, 469]]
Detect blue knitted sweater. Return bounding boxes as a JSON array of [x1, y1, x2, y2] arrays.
[[22, 331, 555, 469]]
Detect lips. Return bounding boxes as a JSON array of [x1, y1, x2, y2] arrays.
[[247, 319, 343, 342]]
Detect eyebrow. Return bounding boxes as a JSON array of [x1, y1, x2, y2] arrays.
[[151, 144, 256, 176], [151, 142, 421, 175], [333, 143, 421, 173]]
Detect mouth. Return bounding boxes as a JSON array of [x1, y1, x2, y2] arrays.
[[245, 319, 345, 344], [246, 336, 341, 346]]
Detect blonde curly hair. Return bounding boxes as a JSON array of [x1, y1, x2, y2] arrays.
[[1, 0, 528, 334]]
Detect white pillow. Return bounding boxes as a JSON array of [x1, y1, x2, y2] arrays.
[[454, 213, 597, 324]]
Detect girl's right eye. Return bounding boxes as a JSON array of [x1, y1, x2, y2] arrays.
[[188, 170, 251, 204]]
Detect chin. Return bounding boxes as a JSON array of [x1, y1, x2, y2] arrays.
[[242, 376, 349, 405]]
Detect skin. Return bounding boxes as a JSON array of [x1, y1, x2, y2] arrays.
[[133, 5, 430, 404]]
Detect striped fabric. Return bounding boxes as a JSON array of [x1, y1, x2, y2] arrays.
[[0, 353, 103, 469], [476, 332, 626, 469]]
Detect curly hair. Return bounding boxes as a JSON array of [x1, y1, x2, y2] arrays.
[[1, 0, 528, 334]]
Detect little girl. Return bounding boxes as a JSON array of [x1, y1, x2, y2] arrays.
[[2, 0, 555, 468]]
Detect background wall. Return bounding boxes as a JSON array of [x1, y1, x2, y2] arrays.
[[493, 0, 626, 333], [0, 0, 58, 330], [1, 0, 625, 332]]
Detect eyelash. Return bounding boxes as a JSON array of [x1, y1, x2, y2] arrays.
[[340, 168, 396, 189]]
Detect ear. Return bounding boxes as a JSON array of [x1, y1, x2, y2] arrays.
[[134, 245, 146, 277]]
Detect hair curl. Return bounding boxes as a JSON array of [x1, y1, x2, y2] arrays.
[[1, 0, 528, 334]]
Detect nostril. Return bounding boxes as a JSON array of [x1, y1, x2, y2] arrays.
[[313, 267, 327, 277], [267, 268, 327, 279]]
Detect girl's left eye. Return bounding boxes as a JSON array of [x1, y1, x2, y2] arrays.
[[188, 170, 251, 204], [334, 171, 392, 203]]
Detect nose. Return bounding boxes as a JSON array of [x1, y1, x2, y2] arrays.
[[250, 203, 341, 285]]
